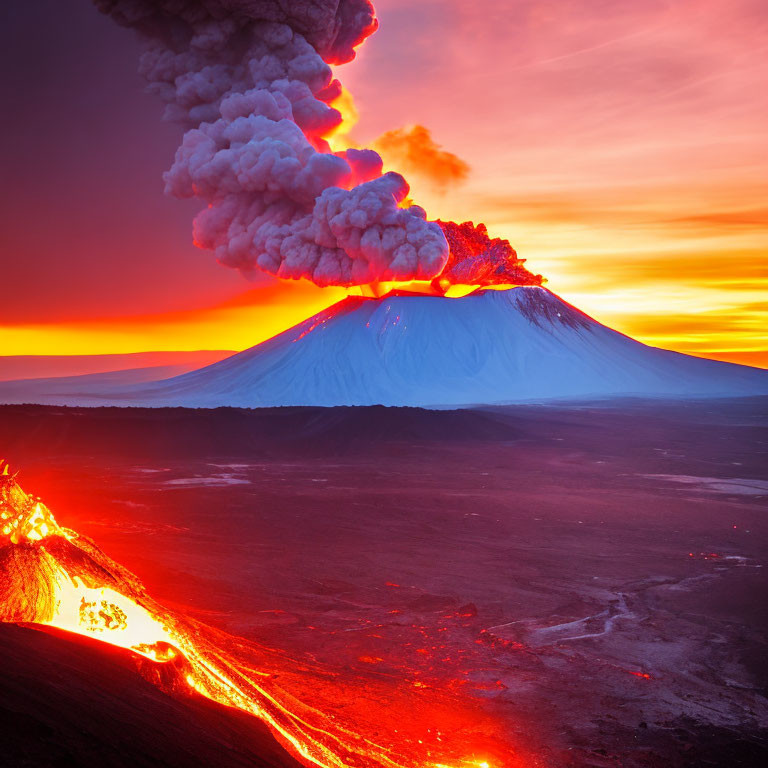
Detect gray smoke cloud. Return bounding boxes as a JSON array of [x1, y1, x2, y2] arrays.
[[96, 0, 450, 286]]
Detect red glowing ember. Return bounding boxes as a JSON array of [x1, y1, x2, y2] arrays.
[[435, 221, 544, 290]]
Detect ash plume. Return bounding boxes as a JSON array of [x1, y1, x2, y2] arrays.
[[373, 125, 470, 192], [96, 0, 450, 286]]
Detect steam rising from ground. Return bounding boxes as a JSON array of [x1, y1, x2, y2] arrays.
[[96, 0, 449, 286]]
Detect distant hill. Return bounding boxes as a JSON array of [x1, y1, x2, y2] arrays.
[[0, 351, 235, 382]]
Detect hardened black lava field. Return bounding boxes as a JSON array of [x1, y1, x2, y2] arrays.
[[1, 398, 767, 767]]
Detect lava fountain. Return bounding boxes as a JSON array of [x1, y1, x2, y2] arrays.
[[0, 461, 526, 768]]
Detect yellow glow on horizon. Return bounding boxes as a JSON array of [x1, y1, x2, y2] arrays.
[[1, 195, 765, 368], [0, 285, 346, 357], [2, 275, 765, 368]]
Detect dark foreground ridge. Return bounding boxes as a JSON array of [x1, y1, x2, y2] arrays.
[[0, 397, 766, 460], [0, 397, 768, 463], [0, 623, 301, 768], [0, 403, 522, 458]]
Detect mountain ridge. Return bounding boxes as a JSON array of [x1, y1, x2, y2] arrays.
[[1, 287, 765, 408]]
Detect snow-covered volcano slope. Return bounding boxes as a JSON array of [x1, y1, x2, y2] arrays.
[[4, 286, 765, 408]]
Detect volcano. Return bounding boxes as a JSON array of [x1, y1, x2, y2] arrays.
[[3, 286, 766, 408]]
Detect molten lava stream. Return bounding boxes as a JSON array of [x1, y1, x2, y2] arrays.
[[0, 462, 523, 768]]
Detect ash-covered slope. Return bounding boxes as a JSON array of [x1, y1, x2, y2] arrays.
[[3, 286, 766, 408]]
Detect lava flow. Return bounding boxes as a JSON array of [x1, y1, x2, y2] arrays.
[[0, 461, 523, 768]]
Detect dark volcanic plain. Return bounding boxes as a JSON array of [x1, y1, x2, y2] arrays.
[[1, 398, 767, 767]]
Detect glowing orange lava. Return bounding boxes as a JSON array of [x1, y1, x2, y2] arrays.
[[0, 462, 525, 768]]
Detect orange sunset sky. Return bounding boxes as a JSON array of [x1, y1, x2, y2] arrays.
[[1, 0, 766, 368]]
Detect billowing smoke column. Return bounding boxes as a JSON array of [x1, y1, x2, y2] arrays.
[[96, 0, 450, 286]]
